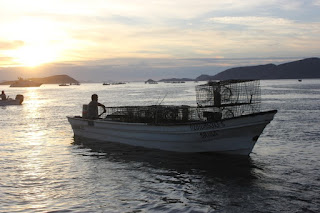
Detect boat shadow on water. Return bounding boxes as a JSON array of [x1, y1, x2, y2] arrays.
[[72, 136, 261, 181]]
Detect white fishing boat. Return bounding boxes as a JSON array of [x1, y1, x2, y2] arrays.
[[67, 80, 277, 155], [0, 95, 24, 106]]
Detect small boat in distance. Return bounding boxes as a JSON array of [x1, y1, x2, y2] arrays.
[[145, 79, 158, 84], [164, 81, 185, 83], [68, 80, 277, 156], [10, 77, 42, 87], [59, 83, 69, 86], [111, 82, 126, 85], [103, 82, 126, 85], [0, 94, 24, 106]]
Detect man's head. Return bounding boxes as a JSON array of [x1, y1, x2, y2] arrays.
[[91, 94, 98, 101]]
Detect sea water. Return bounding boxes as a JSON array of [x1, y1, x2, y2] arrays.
[[0, 80, 319, 212]]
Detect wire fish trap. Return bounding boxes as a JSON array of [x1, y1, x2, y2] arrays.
[[195, 80, 261, 119], [104, 105, 202, 124]]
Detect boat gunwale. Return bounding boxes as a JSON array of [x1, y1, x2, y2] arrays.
[[67, 109, 277, 126]]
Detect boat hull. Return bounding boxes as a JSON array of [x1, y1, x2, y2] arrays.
[[0, 99, 23, 106], [10, 80, 42, 87], [67, 110, 277, 155]]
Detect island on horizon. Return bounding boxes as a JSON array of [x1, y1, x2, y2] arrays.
[[0, 75, 79, 85]]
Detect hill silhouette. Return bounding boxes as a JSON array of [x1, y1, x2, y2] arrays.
[[0, 75, 79, 85], [196, 57, 320, 81], [29, 75, 79, 84]]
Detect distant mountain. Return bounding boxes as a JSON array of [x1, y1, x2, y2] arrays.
[[0, 75, 79, 85], [196, 57, 320, 81], [29, 75, 79, 84]]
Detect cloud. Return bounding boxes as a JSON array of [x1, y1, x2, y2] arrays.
[[314, 0, 320, 6], [0, 57, 15, 66], [1, 1, 308, 23], [0, 40, 24, 50], [207, 15, 320, 55], [0, 40, 24, 66], [209, 16, 293, 26]]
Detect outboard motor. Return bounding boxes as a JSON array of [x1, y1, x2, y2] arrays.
[[15, 94, 24, 104]]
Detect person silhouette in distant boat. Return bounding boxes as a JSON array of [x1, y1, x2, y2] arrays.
[[1, 91, 7, 100], [88, 94, 106, 119]]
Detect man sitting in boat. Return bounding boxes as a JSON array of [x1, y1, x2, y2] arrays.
[[88, 94, 106, 119], [1, 91, 7, 100]]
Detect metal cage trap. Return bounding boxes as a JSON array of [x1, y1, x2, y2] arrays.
[[195, 80, 261, 119], [104, 105, 201, 124]]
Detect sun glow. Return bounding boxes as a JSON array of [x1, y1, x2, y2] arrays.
[[13, 46, 59, 67], [1, 17, 67, 67]]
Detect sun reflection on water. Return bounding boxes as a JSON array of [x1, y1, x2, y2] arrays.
[[15, 88, 47, 145], [8, 88, 69, 211], [23, 88, 46, 116]]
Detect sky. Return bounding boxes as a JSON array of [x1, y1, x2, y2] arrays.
[[0, 0, 319, 82]]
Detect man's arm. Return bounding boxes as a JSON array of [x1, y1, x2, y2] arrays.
[[98, 102, 105, 108], [98, 102, 106, 113]]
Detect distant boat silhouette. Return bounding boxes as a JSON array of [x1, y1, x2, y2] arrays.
[[10, 77, 42, 87], [0, 94, 24, 106], [59, 83, 69, 86], [145, 79, 158, 84]]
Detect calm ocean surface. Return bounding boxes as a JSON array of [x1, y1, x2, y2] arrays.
[[0, 80, 319, 212]]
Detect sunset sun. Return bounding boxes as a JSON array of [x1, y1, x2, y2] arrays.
[[2, 18, 65, 67], [13, 46, 59, 67]]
